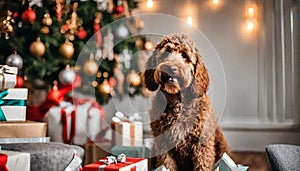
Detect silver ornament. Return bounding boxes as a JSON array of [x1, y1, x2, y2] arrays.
[[28, 0, 43, 8], [6, 52, 23, 70], [115, 24, 129, 39], [58, 67, 76, 85], [119, 49, 132, 69], [94, 0, 107, 11]]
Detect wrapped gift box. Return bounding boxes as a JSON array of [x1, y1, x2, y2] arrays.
[[115, 121, 143, 147], [0, 65, 17, 90], [84, 156, 148, 171], [0, 150, 30, 171], [65, 150, 83, 171], [111, 145, 150, 158], [84, 142, 112, 165], [47, 101, 104, 145], [0, 88, 28, 121], [0, 120, 47, 138], [213, 153, 249, 171]]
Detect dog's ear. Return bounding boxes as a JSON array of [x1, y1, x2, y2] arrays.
[[144, 51, 159, 91], [144, 69, 159, 91], [192, 54, 209, 96]]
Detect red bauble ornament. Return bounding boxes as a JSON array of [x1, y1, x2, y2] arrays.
[[15, 76, 24, 88], [115, 5, 124, 14], [21, 8, 36, 24], [62, 25, 69, 31], [13, 12, 18, 18], [77, 27, 87, 40]]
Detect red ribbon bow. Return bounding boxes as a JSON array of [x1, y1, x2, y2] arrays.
[[26, 74, 82, 121], [0, 153, 8, 171], [60, 106, 76, 144]]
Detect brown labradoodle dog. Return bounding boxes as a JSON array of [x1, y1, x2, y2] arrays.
[[144, 33, 231, 171]]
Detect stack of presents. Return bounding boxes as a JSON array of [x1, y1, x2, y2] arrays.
[[0, 64, 149, 170], [0, 65, 43, 171], [0, 65, 247, 171]]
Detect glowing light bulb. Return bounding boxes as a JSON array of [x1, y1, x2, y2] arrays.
[[146, 0, 154, 8], [212, 0, 220, 5], [246, 20, 255, 33], [248, 7, 254, 18], [186, 16, 193, 26]]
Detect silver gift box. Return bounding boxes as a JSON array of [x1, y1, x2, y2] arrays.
[[0, 137, 50, 144]]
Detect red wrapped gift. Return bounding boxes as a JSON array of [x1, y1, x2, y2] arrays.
[[84, 155, 148, 171]]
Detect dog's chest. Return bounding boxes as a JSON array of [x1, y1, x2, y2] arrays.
[[164, 102, 181, 114]]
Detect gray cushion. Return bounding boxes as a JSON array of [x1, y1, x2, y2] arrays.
[[1, 142, 84, 171], [265, 144, 300, 171]]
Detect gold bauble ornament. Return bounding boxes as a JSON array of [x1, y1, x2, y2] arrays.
[[144, 41, 154, 50], [126, 70, 141, 87], [135, 37, 143, 50], [42, 13, 52, 26], [41, 26, 50, 34], [83, 58, 98, 76], [59, 41, 74, 59], [83, 53, 98, 75], [98, 80, 111, 95], [29, 37, 46, 58]]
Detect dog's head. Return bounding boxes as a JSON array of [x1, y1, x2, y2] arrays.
[[144, 33, 209, 96]]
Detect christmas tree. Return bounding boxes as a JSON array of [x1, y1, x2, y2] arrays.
[[0, 0, 151, 104]]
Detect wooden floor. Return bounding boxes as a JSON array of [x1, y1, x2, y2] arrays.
[[232, 152, 269, 171]]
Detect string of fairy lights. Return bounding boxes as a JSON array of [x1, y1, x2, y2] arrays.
[[244, 2, 257, 33], [144, 0, 257, 33]]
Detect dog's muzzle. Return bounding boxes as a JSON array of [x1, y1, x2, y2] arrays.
[[155, 64, 185, 87]]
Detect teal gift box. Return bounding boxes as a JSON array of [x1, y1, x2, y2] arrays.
[[111, 145, 150, 158], [0, 88, 28, 121]]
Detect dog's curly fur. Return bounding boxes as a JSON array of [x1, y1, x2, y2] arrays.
[[144, 33, 231, 171]]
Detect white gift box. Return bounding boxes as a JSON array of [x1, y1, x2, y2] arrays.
[[0, 150, 30, 171], [213, 153, 249, 171], [115, 121, 143, 147], [47, 101, 103, 145], [0, 65, 17, 90], [154, 165, 170, 171], [0, 88, 28, 121]]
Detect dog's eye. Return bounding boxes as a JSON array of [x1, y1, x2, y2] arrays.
[[182, 52, 188, 58], [166, 46, 172, 53]]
